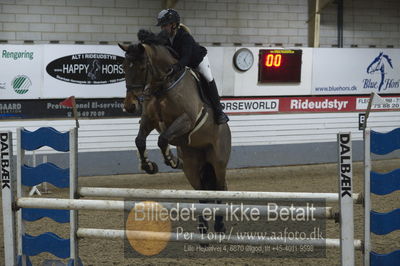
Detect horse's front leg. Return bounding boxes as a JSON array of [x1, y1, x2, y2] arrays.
[[157, 113, 192, 169], [136, 116, 159, 174]]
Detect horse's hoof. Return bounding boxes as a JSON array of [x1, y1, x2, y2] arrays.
[[142, 161, 159, 174], [176, 158, 183, 169], [165, 156, 182, 169]]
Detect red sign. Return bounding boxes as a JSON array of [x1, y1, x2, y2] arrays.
[[279, 96, 356, 113], [221, 95, 400, 114]]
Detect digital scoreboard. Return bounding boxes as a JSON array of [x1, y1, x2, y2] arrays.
[[258, 49, 302, 83]]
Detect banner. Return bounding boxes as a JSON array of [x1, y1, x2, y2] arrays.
[[312, 49, 400, 95], [221, 95, 400, 114], [0, 98, 136, 119], [43, 45, 126, 98], [0, 45, 43, 99], [1, 96, 398, 119], [2, 45, 400, 102]]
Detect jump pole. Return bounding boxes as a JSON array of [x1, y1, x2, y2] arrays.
[[76, 228, 363, 250], [338, 132, 355, 266], [79, 187, 362, 203], [1, 131, 17, 266], [363, 129, 371, 266], [15, 197, 334, 219]]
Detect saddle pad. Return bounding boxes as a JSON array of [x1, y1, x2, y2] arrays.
[[188, 68, 211, 107]]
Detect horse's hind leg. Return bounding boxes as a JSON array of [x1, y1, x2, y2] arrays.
[[158, 113, 192, 169], [136, 115, 158, 174], [211, 168, 227, 234], [206, 138, 230, 233], [179, 147, 210, 236]]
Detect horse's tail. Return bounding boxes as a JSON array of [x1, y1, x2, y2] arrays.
[[200, 162, 217, 190], [179, 23, 192, 34]]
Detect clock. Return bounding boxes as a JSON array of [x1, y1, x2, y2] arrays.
[[233, 48, 254, 71]]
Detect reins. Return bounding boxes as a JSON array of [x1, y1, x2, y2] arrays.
[[125, 44, 186, 99], [157, 68, 187, 95]]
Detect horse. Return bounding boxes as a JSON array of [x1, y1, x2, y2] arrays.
[[118, 41, 231, 234]]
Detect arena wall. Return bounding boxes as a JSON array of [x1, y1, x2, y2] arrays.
[[0, 0, 399, 48], [1, 0, 400, 176]]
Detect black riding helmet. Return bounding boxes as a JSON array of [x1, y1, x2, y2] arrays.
[[156, 9, 180, 26]]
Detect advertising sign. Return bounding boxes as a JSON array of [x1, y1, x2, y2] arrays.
[[43, 45, 126, 98], [312, 49, 400, 95], [221, 95, 400, 115], [0, 98, 134, 119], [46, 53, 124, 85], [221, 98, 279, 114], [0, 45, 43, 99], [1, 95, 399, 120]]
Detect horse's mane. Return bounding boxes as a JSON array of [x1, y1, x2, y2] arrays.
[[137, 29, 179, 60], [137, 29, 167, 45]]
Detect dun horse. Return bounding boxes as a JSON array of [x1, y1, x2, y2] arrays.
[[119, 41, 231, 233]]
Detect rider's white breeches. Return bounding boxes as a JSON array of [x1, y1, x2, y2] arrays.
[[196, 55, 213, 82]]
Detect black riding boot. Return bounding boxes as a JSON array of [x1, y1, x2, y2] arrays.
[[206, 80, 229, 124]]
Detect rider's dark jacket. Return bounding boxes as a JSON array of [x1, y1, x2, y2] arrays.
[[161, 27, 207, 69]]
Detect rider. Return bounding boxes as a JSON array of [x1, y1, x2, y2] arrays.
[[156, 8, 229, 125]]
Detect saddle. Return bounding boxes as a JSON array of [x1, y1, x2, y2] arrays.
[[187, 68, 211, 107], [162, 44, 210, 106]]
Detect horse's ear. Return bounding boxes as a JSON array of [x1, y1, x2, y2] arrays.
[[138, 43, 145, 53], [139, 43, 152, 55], [139, 43, 157, 69], [118, 43, 129, 52]]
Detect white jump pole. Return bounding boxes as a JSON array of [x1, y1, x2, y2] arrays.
[[338, 132, 355, 266], [16, 128, 28, 265], [1, 131, 17, 266], [363, 129, 371, 266], [76, 228, 363, 250], [79, 187, 362, 203], [16, 197, 334, 219], [69, 128, 79, 266]]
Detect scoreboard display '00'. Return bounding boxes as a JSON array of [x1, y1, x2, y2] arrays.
[[258, 49, 302, 83]]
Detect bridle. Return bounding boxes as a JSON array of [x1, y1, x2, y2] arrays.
[[124, 55, 151, 93], [124, 46, 187, 100]]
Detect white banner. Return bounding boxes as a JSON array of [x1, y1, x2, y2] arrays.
[[356, 96, 400, 110], [221, 98, 279, 114], [312, 48, 400, 95], [0, 45, 43, 99], [2, 45, 400, 100], [43, 45, 126, 98]]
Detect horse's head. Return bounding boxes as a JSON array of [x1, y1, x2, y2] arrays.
[[367, 52, 384, 74], [119, 42, 176, 113], [119, 43, 150, 113]]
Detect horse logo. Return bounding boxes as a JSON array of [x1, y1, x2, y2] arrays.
[[366, 52, 393, 91], [87, 59, 101, 80]]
